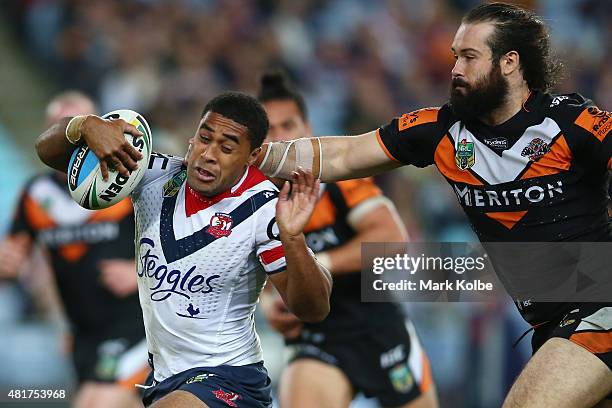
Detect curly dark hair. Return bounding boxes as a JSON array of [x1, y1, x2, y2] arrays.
[[257, 70, 308, 120], [202, 91, 269, 150], [464, 2, 563, 91]]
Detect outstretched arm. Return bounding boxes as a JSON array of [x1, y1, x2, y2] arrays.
[[268, 170, 332, 322], [36, 115, 143, 180], [256, 131, 402, 182]]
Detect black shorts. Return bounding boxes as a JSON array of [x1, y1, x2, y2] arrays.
[[532, 303, 612, 370], [141, 363, 272, 408], [72, 333, 149, 389], [286, 319, 433, 407]]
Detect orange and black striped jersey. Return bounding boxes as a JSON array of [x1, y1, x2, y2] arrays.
[[10, 172, 143, 335], [300, 178, 404, 335], [378, 91, 611, 324], [378, 91, 611, 242]]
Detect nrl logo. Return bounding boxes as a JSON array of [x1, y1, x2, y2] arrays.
[[163, 170, 187, 197], [455, 138, 475, 170], [521, 138, 550, 161], [208, 213, 233, 238]]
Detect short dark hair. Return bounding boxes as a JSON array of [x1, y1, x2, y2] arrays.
[[257, 70, 308, 120], [202, 91, 269, 149], [463, 2, 563, 91]]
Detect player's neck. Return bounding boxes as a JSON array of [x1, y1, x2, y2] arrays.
[[479, 84, 531, 127]]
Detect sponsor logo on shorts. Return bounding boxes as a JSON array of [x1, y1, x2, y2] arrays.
[[389, 363, 414, 393], [559, 318, 576, 328], [212, 389, 241, 407], [185, 373, 215, 384]]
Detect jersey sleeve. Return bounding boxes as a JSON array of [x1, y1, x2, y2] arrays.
[[132, 152, 184, 197], [571, 105, 611, 170], [255, 200, 287, 275], [335, 178, 393, 228], [377, 106, 449, 167]]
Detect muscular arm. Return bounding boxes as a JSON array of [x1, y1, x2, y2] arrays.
[[35, 117, 74, 173], [257, 131, 402, 182], [266, 170, 332, 322], [35, 115, 143, 180], [322, 199, 407, 275], [268, 235, 332, 322]]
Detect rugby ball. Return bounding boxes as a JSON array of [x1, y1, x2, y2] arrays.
[[67, 109, 152, 209]]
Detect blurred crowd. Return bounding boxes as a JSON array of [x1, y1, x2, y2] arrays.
[[0, 0, 610, 406], [5, 0, 611, 239]]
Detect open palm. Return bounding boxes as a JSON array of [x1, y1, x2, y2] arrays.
[[275, 169, 320, 239]]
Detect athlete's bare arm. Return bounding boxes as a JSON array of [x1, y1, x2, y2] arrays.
[[35, 116, 143, 180], [268, 169, 332, 323], [256, 131, 402, 182]]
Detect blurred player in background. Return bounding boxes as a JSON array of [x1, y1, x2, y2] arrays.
[[256, 3, 612, 407], [0, 91, 147, 408], [35, 91, 332, 408], [258, 71, 438, 408]]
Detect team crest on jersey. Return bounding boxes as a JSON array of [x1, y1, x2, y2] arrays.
[[208, 213, 233, 238], [163, 170, 186, 197], [455, 139, 475, 170], [521, 138, 550, 161], [212, 389, 241, 407], [389, 363, 414, 393]]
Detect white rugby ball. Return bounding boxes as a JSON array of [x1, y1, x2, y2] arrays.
[[67, 109, 152, 209]]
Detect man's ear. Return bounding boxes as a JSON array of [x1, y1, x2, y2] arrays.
[[248, 146, 262, 166], [501, 50, 520, 76], [184, 138, 194, 164]]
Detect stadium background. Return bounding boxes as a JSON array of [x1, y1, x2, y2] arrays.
[[0, 0, 609, 407]]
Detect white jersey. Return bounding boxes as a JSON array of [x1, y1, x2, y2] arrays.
[[131, 152, 286, 382]]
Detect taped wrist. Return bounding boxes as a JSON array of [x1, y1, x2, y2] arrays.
[[258, 137, 322, 179], [65, 115, 91, 145]]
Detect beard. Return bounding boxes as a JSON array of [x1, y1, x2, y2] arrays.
[[449, 63, 509, 121]]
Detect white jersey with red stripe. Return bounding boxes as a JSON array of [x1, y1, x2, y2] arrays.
[[131, 153, 286, 382]]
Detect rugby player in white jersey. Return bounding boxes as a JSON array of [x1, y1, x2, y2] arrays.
[[35, 91, 332, 408]]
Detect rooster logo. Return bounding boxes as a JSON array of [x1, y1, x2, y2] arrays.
[[208, 213, 233, 238], [187, 303, 200, 317]]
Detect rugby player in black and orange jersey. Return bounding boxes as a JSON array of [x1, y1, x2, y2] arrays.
[[253, 4, 612, 408], [0, 92, 148, 408], [257, 72, 438, 408]]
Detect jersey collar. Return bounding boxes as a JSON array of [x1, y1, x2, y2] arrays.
[[185, 166, 268, 217]]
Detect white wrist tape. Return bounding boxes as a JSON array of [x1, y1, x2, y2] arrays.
[[259, 137, 322, 179]]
